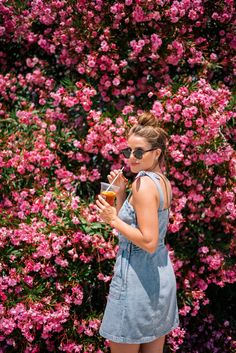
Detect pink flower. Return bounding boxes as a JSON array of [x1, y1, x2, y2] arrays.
[[23, 276, 34, 287], [179, 305, 191, 316], [150, 34, 162, 52], [97, 273, 112, 282], [122, 105, 133, 115], [151, 101, 164, 116], [112, 77, 120, 86], [199, 246, 209, 254]]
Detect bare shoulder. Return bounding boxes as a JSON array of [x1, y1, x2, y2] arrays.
[[132, 175, 157, 200]]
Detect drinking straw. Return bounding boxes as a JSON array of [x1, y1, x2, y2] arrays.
[[106, 167, 124, 191]]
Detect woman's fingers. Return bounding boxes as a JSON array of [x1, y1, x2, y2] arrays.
[[95, 194, 117, 225], [108, 169, 124, 184], [107, 175, 113, 182], [96, 195, 108, 208], [98, 194, 108, 203], [108, 170, 119, 180]]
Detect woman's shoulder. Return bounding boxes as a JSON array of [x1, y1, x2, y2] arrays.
[[134, 170, 167, 182], [132, 171, 158, 193], [132, 170, 172, 192]]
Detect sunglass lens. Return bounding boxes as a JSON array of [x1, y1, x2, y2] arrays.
[[134, 149, 144, 159], [121, 148, 131, 158]]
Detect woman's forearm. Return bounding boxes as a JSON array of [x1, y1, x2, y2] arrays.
[[110, 216, 157, 253]]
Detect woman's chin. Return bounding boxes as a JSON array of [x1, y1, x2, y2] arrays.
[[129, 164, 141, 173]]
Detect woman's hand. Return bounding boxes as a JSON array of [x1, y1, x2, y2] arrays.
[[107, 169, 128, 193], [96, 195, 117, 225]]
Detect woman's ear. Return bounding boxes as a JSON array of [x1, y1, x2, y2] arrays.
[[155, 148, 161, 160]]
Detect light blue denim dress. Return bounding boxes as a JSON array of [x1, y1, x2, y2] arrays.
[[99, 171, 179, 344]]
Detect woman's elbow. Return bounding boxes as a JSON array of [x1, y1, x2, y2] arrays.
[[141, 232, 158, 253], [145, 241, 158, 254]]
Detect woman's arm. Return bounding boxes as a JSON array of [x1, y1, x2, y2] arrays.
[[96, 176, 159, 253]]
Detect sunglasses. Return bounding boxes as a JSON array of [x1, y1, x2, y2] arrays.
[[121, 147, 157, 160]]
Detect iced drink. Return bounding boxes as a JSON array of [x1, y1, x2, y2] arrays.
[[100, 182, 120, 206]]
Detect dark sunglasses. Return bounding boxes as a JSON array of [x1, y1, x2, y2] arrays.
[[121, 147, 157, 160]]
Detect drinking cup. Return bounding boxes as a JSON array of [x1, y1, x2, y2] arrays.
[[100, 182, 120, 206]]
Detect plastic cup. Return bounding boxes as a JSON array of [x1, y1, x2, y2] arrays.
[[100, 182, 120, 206]]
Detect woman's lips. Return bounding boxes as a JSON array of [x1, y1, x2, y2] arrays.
[[130, 162, 140, 167]]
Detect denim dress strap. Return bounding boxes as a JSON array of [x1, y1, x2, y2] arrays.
[[135, 171, 164, 211], [156, 172, 172, 206]]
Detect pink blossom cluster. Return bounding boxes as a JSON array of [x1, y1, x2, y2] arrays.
[[82, 111, 127, 162], [50, 82, 96, 112], [0, 0, 235, 351], [150, 80, 235, 235], [0, 302, 70, 343], [0, 217, 114, 351], [0, 0, 234, 99]]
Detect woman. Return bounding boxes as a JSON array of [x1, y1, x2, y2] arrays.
[[96, 112, 179, 353]]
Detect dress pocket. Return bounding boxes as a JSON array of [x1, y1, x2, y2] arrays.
[[109, 250, 130, 300], [109, 274, 122, 300]]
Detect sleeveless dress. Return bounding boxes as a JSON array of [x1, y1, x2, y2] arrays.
[[99, 171, 179, 344]]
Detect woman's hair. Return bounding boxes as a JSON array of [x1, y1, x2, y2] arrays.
[[128, 112, 168, 166]]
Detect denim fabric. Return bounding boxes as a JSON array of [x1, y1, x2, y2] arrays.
[[99, 171, 179, 344]]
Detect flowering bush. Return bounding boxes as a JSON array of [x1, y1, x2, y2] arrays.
[[0, 0, 235, 352]]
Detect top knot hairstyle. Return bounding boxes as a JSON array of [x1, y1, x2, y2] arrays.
[[128, 112, 168, 167]]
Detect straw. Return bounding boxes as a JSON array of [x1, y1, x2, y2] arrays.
[[106, 167, 124, 192]]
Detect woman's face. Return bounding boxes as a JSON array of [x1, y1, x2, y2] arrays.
[[126, 134, 160, 173]]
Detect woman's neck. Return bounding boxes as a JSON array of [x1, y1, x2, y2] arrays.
[[146, 165, 164, 174]]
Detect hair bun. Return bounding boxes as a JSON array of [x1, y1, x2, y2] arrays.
[[137, 112, 159, 128]]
